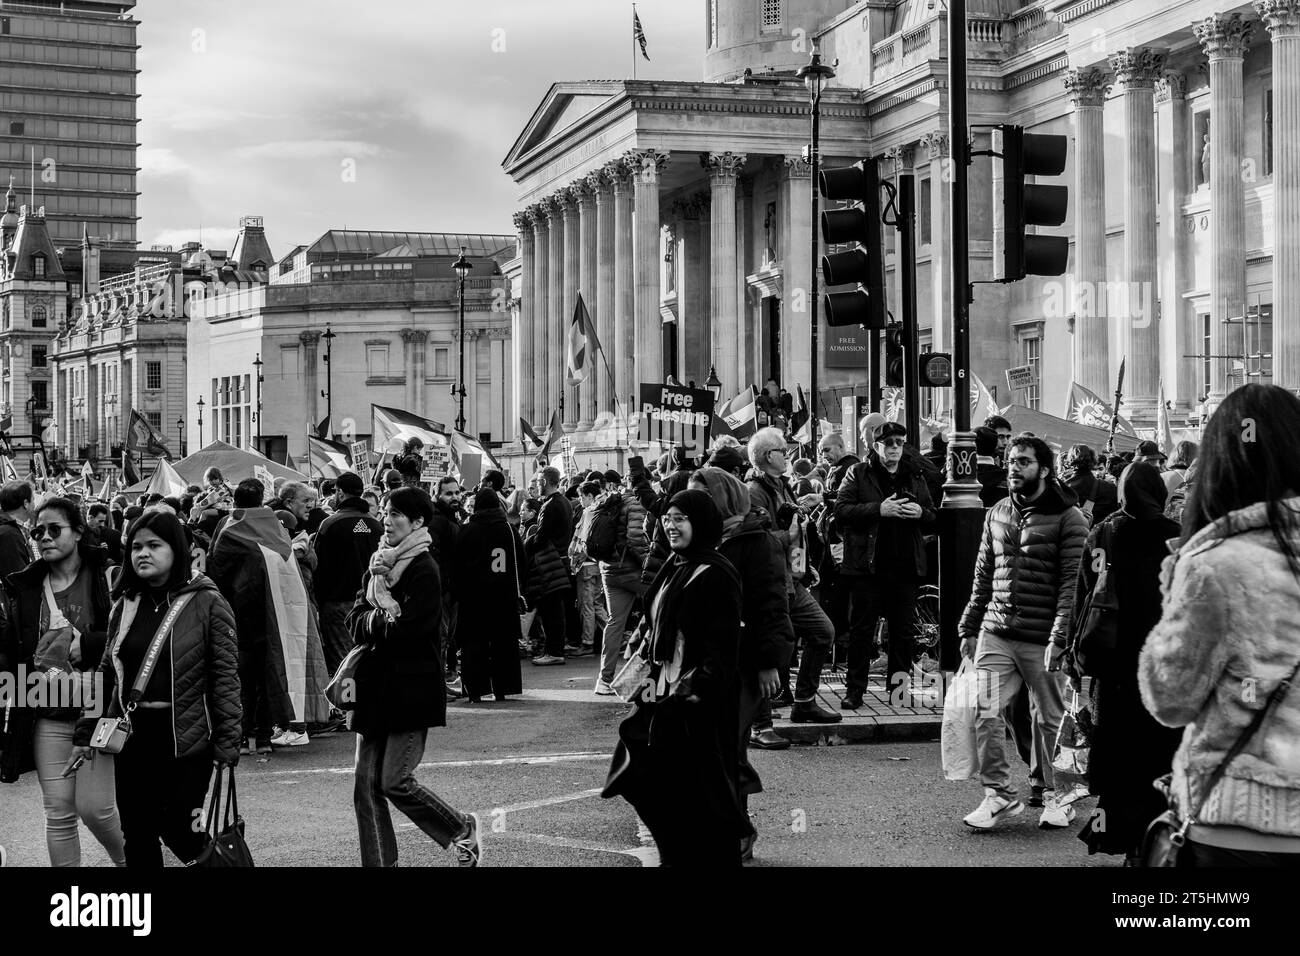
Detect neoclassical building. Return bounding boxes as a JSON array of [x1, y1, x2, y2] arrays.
[[502, 0, 1300, 449]]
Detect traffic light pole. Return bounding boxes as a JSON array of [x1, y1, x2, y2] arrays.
[[897, 173, 920, 442], [809, 86, 823, 449], [938, 0, 984, 672]]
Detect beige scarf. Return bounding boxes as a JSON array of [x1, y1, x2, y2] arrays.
[[366, 528, 432, 622]]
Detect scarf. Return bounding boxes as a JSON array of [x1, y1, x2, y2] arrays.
[[366, 527, 432, 622]]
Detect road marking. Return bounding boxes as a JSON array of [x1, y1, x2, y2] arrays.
[[256, 751, 612, 777], [489, 830, 645, 860], [489, 787, 602, 815]]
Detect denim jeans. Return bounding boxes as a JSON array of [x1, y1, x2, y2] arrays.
[[789, 584, 834, 702], [576, 563, 608, 646], [599, 573, 639, 683], [33, 718, 125, 867], [353, 728, 469, 867], [973, 632, 1065, 800]]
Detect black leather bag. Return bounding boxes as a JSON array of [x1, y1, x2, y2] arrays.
[[190, 765, 254, 867], [1073, 522, 1120, 677], [0, 703, 36, 783]]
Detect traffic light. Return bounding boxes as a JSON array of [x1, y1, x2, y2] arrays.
[[918, 352, 952, 388], [885, 323, 904, 388], [819, 158, 887, 328], [994, 125, 1069, 281]]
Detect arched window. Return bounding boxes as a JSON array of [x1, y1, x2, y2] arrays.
[[31, 305, 46, 328]]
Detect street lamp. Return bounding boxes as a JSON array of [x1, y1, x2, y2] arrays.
[[705, 365, 722, 403], [252, 353, 263, 452], [322, 324, 335, 430], [196, 395, 205, 448], [176, 417, 185, 457], [452, 246, 473, 433], [797, 41, 836, 451]]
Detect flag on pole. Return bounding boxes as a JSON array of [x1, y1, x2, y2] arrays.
[[565, 293, 600, 385], [520, 416, 544, 448], [970, 372, 1003, 423], [449, 429, 501, 473], [308, 435, 351, 478], [633, 6, 650, 61], [790, 386, 810, 440], [81, 460, 94, 481], [145, 457, 187, 498], [537, 408, 564, 464], [713, 386, 758, 441], [121, 447, 140, 487], [371, 404, 447, 450], [314, 414, 331, 440], [126, 409, 172, 458], [1064, 381, 1138, 437], [1157, 378, 1175, 456], [0, 456, 17, 482]]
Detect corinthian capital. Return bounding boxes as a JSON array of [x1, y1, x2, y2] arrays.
[[921, 131, 949, 160], [1109, 48, 1168, 88], [1062, 67, 1108, 108], [299, 330, 321, 347], [1155, 72, 1188, 104], [1255, 1, 1300, 37], [1195, 12, 1255, 59], [702, 151, 748, 182], [783, 155, 813, 179], [624, 149, 668, 185], [512, 210, 530, 233]]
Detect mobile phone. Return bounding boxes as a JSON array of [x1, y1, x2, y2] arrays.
[[61, 754, 86, 778]]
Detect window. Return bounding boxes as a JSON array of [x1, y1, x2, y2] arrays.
[[32, 254, 44, 277], [9, 120, 22, 136], [761, 0, 782, 30], [434, 347, 449, 378], [145, 361, 161, 390], [367, 345, 389, 378], [30, 305, 46, 328], [31, 345, 45, 368], [32, 380, 46, 409], [146, 411, 162, 430], [1265, 88, 1274, 178], [919, 177, 932, 246], [1200, 312, 1212, 401], [1018, 328, 1042, 411], [1245, 295, 1273, 384]]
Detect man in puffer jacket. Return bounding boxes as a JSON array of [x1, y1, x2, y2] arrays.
[[957, 434, 1089, 831], [593, 475, 650, 696]]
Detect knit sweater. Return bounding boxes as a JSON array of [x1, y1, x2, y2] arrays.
[[1139, 496, 1300, 837]]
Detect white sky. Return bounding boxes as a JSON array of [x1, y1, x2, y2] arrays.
[[136, 0, 702, 256]]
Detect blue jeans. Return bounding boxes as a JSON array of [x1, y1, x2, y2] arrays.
[[34, 718, 125, 867], [353, 728, 468, 867]]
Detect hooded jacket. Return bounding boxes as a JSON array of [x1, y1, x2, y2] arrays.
[[834, 453, 937, 577], [73, 573, 242, 764], [1139, 497, 1300, 838], [1063, 468, 1119, 526], [958, 480, 1089, 647], [429, 497, 461, 597], [312, 497, 383, 605]]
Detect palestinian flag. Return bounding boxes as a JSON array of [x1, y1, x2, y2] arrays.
[[308, 435, 351, 478], [371, 404, 447, 453], [126, 409, 172, 459], [208, 506, 330, 725], [450, 429, 501, 473]]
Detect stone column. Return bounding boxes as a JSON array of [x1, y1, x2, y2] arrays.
[[1193, 17, 1251, 406], [513, 210, 535, 426], [300, 330, 320, 443], [705, 150, 746, 395], [398, 329, 416, 415], [922, 132, 951, 417], [611, 161, 636, 418], [530, 207, 550, 426], [1257, 1, 1300, 389], [545, 194, 565, 421], [594, 169, 617, 426], [783, 154, 814, 394], [674, 194, 710, 388], [1156, 73, 1195, 414], [662, 221, 679, 380], [560, 187, 581, 431], [409, 329, 428, 417], [631, 149, 668, 388], [1063, 67, 1111, 397], [577, 175, 599, 431], [1110, 47, 1166, 419]]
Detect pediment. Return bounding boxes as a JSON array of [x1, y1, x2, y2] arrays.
[[502, 81, 625, 169]]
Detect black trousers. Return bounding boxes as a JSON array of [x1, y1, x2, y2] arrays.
[[537, 590, 572, 657], [114, 714, 213, 868], [238, 641, 272, 743], [845, 571, 919, 694]]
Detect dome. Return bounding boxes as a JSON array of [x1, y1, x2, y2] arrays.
[[703, 0, 861, 82]]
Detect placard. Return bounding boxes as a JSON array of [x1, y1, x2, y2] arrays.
[[637, 383, 715, 454], [253, 464, 274, 495], [421, 443, 451, 481], [349, 440, 369, 468], [1005, 364, 1036, 392]]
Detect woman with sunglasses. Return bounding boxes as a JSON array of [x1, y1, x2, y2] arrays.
[[0, 498, 124, 865]]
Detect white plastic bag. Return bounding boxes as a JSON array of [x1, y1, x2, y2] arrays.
[[941, 661, 981, 781]]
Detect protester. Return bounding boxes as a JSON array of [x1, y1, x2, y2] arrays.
[[454, 489, 524, 702], [345, 486, 481, 867], [1162, 439, 1198, 496], [0, 480, 36, 578], [1061, 444, 1118, 526], [430, 477, 463, 689], [84, 503, 121, 566], [68, 511, 241, 868], [0, 498, 124, 866], [1070, 462, 1183, 864], [1139, 384, 1300, 865], [974, 427, 1008, 508], [601, 490, 750, 866], [313, 472, 384, 677], [568, 480, 607, 656], [983, 414, 1013, 465], [958, 435, 1088, 830], [593, 469, 650, 696], [525, 466, 575, 666], [1134, 440, 1167, 469]]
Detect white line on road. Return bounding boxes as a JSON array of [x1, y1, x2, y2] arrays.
[[488, 787, 602, 815], [255, 751, 613, 777]]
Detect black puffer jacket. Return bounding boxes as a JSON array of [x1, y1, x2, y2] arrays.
[[73, 574, 242, 764], [718, 513, 794, 675], [834, 454, 937, 577], [958, 481, 1089, 647], [429, 499, 461, 597], [312, 498, 383, 605]]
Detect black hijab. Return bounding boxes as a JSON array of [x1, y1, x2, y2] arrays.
[[114, 510, 193, 599], [1118, 461, 1168, 521], [645, 490, 738, 663]]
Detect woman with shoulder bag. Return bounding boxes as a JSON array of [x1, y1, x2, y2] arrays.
[[345, 487, 482, 867], [1, 497, 124, 866], [1139, 384, 1300, 866], [68, 511, 242, 867]]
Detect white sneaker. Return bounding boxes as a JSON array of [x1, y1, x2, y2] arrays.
[[963, 793, 1025, 830], [594, 679, 616, 696], [1038, 799, 1078, 830], [271, 729, 309, 747]]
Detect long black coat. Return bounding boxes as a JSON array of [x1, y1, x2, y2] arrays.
[[1070, 511, 1184, 857], [454, 507, 524, 699], [345, 551, 446, 736]]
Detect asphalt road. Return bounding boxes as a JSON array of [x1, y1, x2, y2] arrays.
[[1, 657, 1114, 868]]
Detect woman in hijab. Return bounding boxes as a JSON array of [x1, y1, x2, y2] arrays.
[[1069, 462, 1183, 864], [601, 489, 750, 867], [455, 488, 525, 702]]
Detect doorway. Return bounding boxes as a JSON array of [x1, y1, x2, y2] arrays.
[[663, 320, 678, 382], [760, 296, 781, 386]]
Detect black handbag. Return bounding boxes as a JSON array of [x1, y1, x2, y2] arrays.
[[190, 764, 254, 867], [0, 702, 36, 784], [1142, 655, 1300, 867], [1073, 522, 1119, 677], [325, 643, 370, 711]]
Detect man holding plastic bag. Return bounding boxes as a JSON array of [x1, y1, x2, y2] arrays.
[[954, 436, 1088, 831]]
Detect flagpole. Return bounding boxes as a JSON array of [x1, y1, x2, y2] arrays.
[[632, 3, 636, 80], [1105, 359, 1126, 458]]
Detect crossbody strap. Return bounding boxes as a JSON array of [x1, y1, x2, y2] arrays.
[[118, 592, 195, 714], [42, 574, 72, 631]]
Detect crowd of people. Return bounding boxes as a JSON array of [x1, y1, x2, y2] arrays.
[[2, 382, 1298, 868]]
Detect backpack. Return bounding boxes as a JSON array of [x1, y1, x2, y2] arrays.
[[1073, 521, 1119, 677], [584, 494, 623, 564]]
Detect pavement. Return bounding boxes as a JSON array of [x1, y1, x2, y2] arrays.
[[771, 656, 942, 745], [0, 655, 1105, 868]]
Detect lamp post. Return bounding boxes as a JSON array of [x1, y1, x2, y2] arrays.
[[252, 353, 263, 453], [176, 417, 184, 457], [705, 364, 722, 404], [322, 324, 335, 432], [196, 395, 205, 448], [797, 41, 836, 452], [452, 246, 473, 433]]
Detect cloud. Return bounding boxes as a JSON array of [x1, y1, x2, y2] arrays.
[[146, 226, 239, 251], [230, 140, 396, 161], [137, 147, 193, 178]]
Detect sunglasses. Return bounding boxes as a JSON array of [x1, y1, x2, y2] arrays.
[[877, 438, 907, 448], [30, 524, 69, 541]]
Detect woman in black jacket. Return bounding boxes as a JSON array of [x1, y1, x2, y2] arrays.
[[1, 498, 123, 866], [602, 489, 750, 867], [68, 511, 241, 868], [346, 487, 481, 867], [1070, 462, 1183, 864], [455, 489, 525, 702]]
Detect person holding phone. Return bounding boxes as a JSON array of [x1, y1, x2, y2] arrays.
[[834, 422, 937, 708]]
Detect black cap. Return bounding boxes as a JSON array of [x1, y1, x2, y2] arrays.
[[336, 471, 365, 495], [876, 422, 908, 441], [1137, 440, 1165, 460]]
